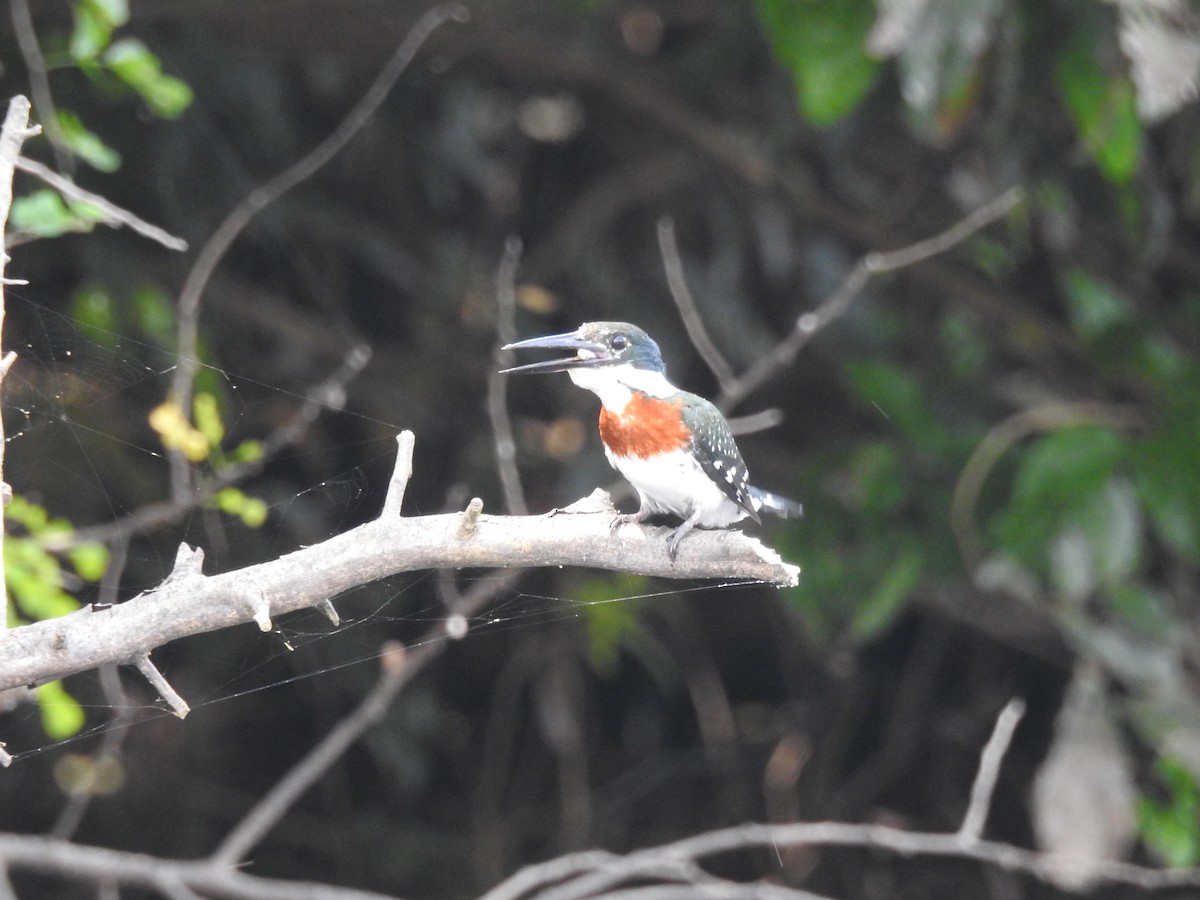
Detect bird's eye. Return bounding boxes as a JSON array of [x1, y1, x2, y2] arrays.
[[610, 334, 628, 351]]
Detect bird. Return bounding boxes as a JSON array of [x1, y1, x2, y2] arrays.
[[502, 321, 802, 559]]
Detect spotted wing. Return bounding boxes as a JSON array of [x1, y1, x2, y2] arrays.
[[679, 394, 761, 522]]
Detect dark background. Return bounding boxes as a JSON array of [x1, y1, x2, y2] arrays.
[[2, 1, 1199, 897]]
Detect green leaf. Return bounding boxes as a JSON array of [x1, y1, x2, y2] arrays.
[[103, 38, 193, 119], [1132, 391, 1200, 562], [212, 487, 269, 528], [843, 358, 943, 450], [852, 543, 923, 640], [1056, 32, 1142, 185], [994, 425, 1126, 568], [10, 190, 96, 239], [575, 573, 647, 676], [1012, 426, 1123, 510], [193, 393, 225, 450], [55, 110, 122, 172], [68, 543, 109, 582], [229, 439, 265, 465], [70, 284, 119, 347], [1060, 268, 1133, 341], [131, 285, 175, 347], [36, 681, 86, 740], [5, 536, 80, 621], [1139, 757, 1200, 867], [756, 0, 881, 126], [69, 0, 120, 62]]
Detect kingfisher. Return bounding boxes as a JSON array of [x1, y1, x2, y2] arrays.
[[502, 321, 802, 559]]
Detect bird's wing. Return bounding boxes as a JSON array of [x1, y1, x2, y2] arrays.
[[679, 395, 761, 522]]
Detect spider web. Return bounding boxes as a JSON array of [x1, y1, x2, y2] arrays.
[[0, 289, 756, 763]]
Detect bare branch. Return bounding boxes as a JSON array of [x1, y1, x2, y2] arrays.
[[167, 4, 468, 502], [0, 832, 397, 900], [958, 698, 1025, 843], [493, 821, 1200, 900], [15, 156, 188, 251], [0, 95, 41, 652], [485, 693, 1197, 899], [9, 0, 70, 172], [0, 439, 799, 703], [717, 188, 1024, 411], [657, 216, 736, 391]]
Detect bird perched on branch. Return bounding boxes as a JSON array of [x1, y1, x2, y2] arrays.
[[502, 321, 802, 558]]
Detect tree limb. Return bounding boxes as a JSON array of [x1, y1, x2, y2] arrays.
[[0, 832, 398, 900], [0, 432, 800, 703]]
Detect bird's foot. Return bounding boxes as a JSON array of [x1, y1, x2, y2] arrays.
[[609, 510, 648, 535]]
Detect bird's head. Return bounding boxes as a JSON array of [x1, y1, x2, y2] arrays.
[[501, 321, 665, 375], [502, 322, 672, 406]]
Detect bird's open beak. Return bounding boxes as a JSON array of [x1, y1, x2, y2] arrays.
[[500, 331, 610, 374]]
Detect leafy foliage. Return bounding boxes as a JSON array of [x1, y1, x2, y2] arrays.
[[755, 0, 881, 126]]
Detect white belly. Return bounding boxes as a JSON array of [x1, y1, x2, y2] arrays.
[[606, 447, 748, 527]]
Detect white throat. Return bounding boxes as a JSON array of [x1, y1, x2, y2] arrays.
[[567, 363, 675, 411]]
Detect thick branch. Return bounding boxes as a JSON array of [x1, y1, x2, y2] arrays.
[[0, 440, 799, 696]]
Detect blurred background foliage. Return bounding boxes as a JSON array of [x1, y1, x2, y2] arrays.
[[3, 0, 1200, 896]]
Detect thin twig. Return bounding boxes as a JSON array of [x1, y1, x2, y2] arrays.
[[166, 3, 468, 502], [491, 235, 530, 515], [716, 188, 1025, 411], [9, 0, 70, 173], [958, 698, 1025, 843], [657, 216, 736, 391], [15, 156, 188, 251]]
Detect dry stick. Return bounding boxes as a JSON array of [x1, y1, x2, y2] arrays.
[[717, 187, 1025, 412], [957, 697, 1025, 843], [8, 0, 70, 173], [166, 3, 468, 502], [15, 157, 188, 251], [656, 216, 736, 392], [484, 697, 1200, 900], [490, 235, 530, 515], [0, 95, 41, 769], [0, 832, 397, 900]]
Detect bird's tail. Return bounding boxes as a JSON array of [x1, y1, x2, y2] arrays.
[[749, 486, 803, 519]]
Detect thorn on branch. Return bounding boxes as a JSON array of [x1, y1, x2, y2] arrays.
[[134, 656, 190, 719], [457, 497, 484, 538]]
